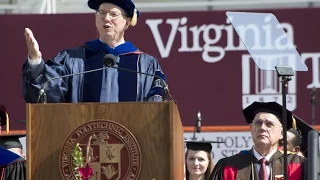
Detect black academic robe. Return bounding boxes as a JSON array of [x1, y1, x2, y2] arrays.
[[0, 157, 26, 180], [210, 149, 307, 180]]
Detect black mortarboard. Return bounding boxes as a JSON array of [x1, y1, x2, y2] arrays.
[[185, 140, 224, 153], [242, 101, 293, 128], [186, 141, 212, 153], [292, 114, 319, 157], [88, 0, 140, 23], [0, 134, 24, 150]]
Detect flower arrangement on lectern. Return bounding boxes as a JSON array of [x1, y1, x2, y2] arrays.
[[72, 136, 94, 180]]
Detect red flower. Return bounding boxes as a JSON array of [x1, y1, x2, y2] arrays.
[[78, 163, 93, 180]]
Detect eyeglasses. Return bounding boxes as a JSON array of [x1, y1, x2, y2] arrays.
[[252, 119, 282, 130], [96, 10, 126, 20]]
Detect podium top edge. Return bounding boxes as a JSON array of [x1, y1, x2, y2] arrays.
[[26, 100, 176, 106]]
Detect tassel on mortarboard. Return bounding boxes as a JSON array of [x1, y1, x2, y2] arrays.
[[130, 9, 138, 27], [5, 113, 9, 134], [292, 115, 297, 129]]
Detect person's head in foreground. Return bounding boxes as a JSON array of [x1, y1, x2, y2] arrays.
[[185, 141, 214, 180]]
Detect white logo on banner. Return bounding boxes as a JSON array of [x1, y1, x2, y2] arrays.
[[145, 16, 320, 92], [241, 54, 297, 111], [145, 17, 295, 63]]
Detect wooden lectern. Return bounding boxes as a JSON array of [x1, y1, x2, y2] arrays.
[[26, 101, 184, 180]]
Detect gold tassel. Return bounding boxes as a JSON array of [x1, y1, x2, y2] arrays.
[[6, 113, 9, 134], [130, 9, 138, 27], [292, 116, 296, 129]]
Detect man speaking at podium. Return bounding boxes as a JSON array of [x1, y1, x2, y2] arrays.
[[22, 0, 166, 103]]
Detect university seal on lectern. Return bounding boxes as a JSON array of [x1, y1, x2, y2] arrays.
[[59, 120, 142, 180]]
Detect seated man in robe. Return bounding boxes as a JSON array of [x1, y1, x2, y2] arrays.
[[0, 105, 26, 180], [278, 114, 320, 158], [278, 128, 303, 154], [0, 135, 26, 180], [210, 101, 307, 180], [278, 117, 304, 157]]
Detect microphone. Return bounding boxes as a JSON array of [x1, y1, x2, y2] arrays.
[[196, 111, 202, 133], [102, 54, 175, 103], [37, 55, 112, 103], [103, 54, 116, 67]]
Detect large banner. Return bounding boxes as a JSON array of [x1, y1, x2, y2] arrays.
[[1, 8, 320, 129]]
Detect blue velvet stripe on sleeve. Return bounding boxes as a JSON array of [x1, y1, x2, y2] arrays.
[[146, 69, 166, 100]]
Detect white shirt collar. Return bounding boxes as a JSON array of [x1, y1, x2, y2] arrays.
[[253, 147, 277, 161], [99, 39, 125, 48]]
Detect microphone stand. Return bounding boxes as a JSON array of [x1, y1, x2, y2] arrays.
[[192, 111, 201, 140], [311, 86, 317, 126], [192, 127, 197, 140], [37, 67, 109, 104], [275, 66, 294, 180], [37, 89, 47, 104]]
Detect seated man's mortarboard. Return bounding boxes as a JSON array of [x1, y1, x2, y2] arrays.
[[292, 114, 319, 158], [87, 0, 140, 26], [242, 101, 293, 128], [0, 134, 25, 150]]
